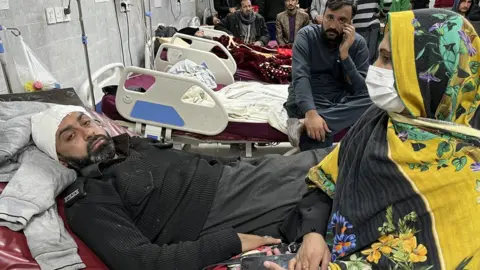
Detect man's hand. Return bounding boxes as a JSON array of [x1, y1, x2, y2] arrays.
[[238, 234, 282, 252], [288, 233, 331, 270], [194, 30, 205, 37], [315, 15, 323, 24], [229, 7, 236, 13], [304, 110, 331, 142], [253, 41, 263, 46], [339, 24, 355, 60]]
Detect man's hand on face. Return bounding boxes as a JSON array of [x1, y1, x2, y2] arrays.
[[304, 110, 331, 142], [315, 15, 323, 24], [229, 7, 237, 13], [237, 234, 282, 252], [339, 23, 356, 60], [288, 233, 331, 270]]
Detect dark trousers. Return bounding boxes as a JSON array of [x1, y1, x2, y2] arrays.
[[357, 24, 380, 65], [299, 133, 334, 152], [286, 91, 372, 151]]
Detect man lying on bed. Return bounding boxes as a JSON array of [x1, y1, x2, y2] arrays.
[[284, 0, 372, 151], [30, 105, 330, 270]]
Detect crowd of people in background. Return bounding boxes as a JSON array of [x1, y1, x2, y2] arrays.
[[209, 0, 480, 52], [203, 0, 480, 150]]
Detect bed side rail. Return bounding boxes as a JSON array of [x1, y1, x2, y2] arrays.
[[155, 43, 234, 85], [116, 66, 229, 136], [198, 26, 229, 39], [78, 63, 124, 109], [171, 33, 237, 74]]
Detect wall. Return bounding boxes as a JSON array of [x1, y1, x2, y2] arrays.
[[0, 0, 196, 95]]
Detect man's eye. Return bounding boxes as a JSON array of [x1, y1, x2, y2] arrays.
[[84, 120, 91, 126], [66, 133, 75, 141]]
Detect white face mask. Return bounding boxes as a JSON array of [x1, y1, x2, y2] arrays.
[[365, 65, 405, 113]]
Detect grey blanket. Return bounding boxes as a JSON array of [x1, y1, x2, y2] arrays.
[[0, 101, 85, 269]]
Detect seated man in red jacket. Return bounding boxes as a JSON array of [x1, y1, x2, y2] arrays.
[[30, 105, 330, 270]]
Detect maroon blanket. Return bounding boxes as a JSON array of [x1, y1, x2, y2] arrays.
[[213, 36, 292, 84]]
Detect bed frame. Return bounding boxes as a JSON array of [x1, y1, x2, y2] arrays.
[[77, 63, 124, 110], [115, 66, 295, 157], [117, 66, 229, 136], [146, 31, 236, 74], [198, 26, 230, 39], [170, 33, 237, 74], [78, 63, 298, 157], [155, 42, 235, 85]]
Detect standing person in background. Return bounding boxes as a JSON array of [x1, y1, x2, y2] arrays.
[[256, 0, 287, 22], [214, 0, 240, 19], [276, 0, 311, 45], [310, 0, 327, 23], [299, 0, 313, 14], [389, 0, 411, 12], [353, 0, 391, 64], [411, 0, 429, 9]]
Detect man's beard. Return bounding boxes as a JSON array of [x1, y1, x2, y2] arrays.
[[322, 27, 343, 45], [59, 134, 116, 171]]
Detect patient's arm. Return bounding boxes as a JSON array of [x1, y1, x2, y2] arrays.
[[66, 202, 241, 270], [279, 189, 332, 243]]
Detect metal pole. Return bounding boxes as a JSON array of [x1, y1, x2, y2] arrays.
[[148, 0, 154, 68], [0, 31, 13, 94], [77, 0, 96, 109]]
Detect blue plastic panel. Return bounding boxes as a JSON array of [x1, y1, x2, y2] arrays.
[[130, 100, 185, 127], [96, 101, 102, 113]]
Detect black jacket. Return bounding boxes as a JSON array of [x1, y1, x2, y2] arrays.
[[214, 0, 240, 19], [64, 135, 242, 270], [222, 12, 270, 45], [257, 0, 286, 22]]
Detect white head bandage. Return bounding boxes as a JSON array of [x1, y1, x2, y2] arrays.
[[31, 105, 88, 161]]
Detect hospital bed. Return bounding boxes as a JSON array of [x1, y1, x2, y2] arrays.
[[149, 32, 267, 82], [77, 62, 295, 157], [154, 34, 237, 85], [0, 88, 114, 269]]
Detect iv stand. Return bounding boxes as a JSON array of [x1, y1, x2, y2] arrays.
[[77, 0, 96, 109], [0, 26, 21, 94], [0, 31, 13, 94], [148, 0, 154, 68]]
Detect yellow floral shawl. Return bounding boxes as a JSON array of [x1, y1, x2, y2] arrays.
[[306, 9, 480, 270]]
